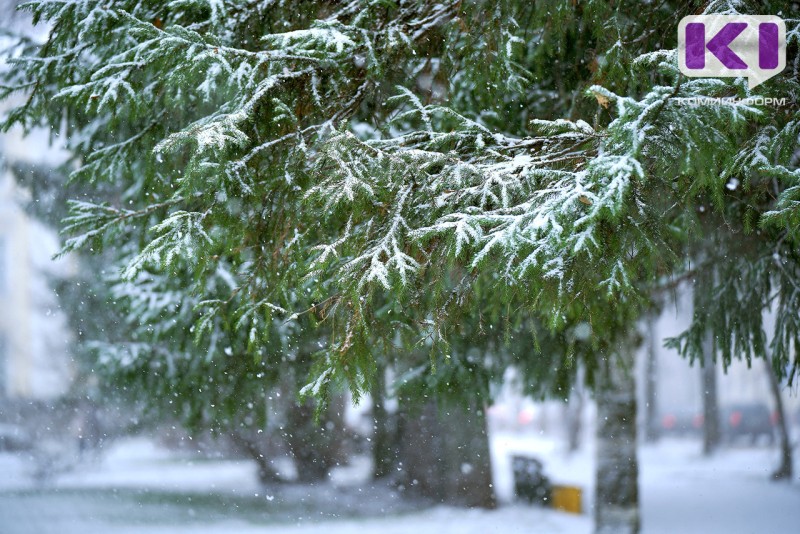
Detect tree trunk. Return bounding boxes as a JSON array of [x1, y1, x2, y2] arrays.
[[594, 335, 640, 534], [566, 367, 584, 452], [285, 395, 346, 482], [644, 316, 660, 442], [701, 329, 721, 455], [372, 365, 396, 479], [763, 358, 793, 480], [229, 430, 284, 485], [397, 396, 496, 508]]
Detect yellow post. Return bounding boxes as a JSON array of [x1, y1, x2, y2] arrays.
[[550, 485, 582, 514]]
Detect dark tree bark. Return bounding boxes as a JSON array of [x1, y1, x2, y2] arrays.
[[566, 370, 584, 453], [397, 396, 496, 508], [229, 430, 284, 485], [594, 335, 640, 534], [701, 330, 721, 455], [285, 395, 346, 482], [763, 358, 793, 480], [372, 365, 396, 479]]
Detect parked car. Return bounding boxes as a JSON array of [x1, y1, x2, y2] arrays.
[[487, 401, 537, 431], [512, 455, 551, 505], [721, 403, 775, 445], [659, 410, 703, 437]]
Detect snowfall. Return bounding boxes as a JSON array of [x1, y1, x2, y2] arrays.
[[1, 427, 798, 534]]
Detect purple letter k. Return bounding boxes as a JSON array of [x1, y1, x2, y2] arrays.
[[685, 22, 748, 69]]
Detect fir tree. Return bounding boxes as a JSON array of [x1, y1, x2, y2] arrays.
[[3, 1, 800, 532]]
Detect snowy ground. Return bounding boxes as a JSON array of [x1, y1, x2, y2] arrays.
[[493, 432, 800, 533], [0, 433, 798, 533]]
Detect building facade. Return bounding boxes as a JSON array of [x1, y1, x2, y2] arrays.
[[0, 169, 73, 400]]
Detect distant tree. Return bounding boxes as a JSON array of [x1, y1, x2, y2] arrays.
[[701, 329, 721, 456], [644, 314, 660, 443], [9, 161, 343, 484], [763, 357, 793, 480]]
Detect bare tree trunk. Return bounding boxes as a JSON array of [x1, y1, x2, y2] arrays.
[[566, 367, 585, 452], [285, 395, 346, 482], [701, 329, 721, 455], [372, 365, 395, 479], [644, 316, 660, 443], [763, 358, 793, 480], [594, 334, 640, 534], [229, 430, 283, 485], [398, 396, 496, 508]]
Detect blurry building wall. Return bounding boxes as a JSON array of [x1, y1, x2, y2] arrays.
[[0, 170, 73, 400], [1, 10, 74, 401]]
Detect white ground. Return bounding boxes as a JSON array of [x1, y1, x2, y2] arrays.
[[493, 432, 800, 534], [1, 432, 798, 533]]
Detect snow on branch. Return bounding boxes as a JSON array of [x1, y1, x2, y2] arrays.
[[343, 184, 420, 290], [60, 197, 188, 256], [122, 210, 213, 279]]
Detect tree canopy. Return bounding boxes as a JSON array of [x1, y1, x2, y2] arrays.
[[2, 0, 799, 409]]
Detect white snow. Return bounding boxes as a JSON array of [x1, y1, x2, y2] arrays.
[[1, 431, 798, 533]]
